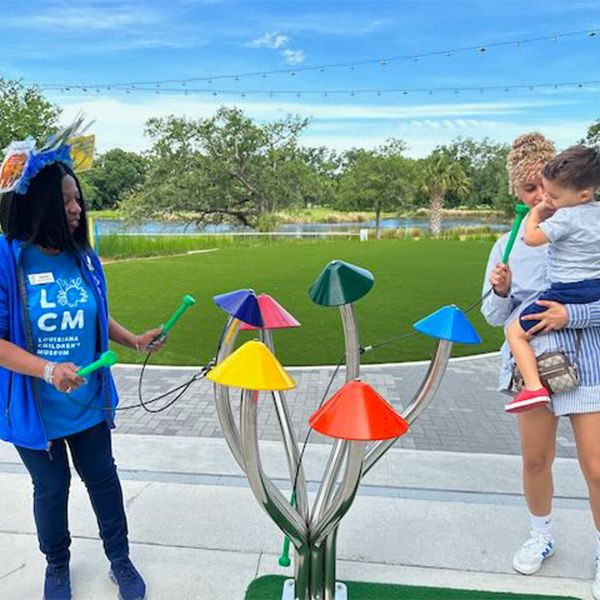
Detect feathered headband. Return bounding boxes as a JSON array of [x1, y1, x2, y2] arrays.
[[0, 114, 95, 195]]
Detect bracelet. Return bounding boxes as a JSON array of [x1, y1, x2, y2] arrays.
[[43, 361, 56, 385]]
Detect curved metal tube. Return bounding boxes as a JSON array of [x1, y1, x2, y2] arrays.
[[214, 317, 245, 469], [294, 545, 311, 600], [311, 441, 365, 546], [323, 531, 338, 600], [260, 329, 309, 523], [311, 304, 360, 524], [240, 390, 308, 548], [316, 303, 362, 600], [309, 440, 347, 525], [363, 339, 453, 476]]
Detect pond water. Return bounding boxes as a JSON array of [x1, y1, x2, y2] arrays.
[[94, 217, 510, 235]]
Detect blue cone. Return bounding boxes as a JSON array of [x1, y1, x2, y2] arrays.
[[213, 289, 264, 328], [413, 305, 481, 345]]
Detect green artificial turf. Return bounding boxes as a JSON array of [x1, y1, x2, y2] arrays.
[[104, 239, 504, 366], [245, 575, 579, 600]]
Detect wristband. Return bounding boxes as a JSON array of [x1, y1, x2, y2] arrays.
[[43, 361, 56, 385]]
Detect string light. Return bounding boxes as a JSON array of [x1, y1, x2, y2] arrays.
[[28, 27, 596, 90], [47, 79, 600, 99]]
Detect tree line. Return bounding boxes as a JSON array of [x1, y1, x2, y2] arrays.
[[2, 79, 599, 237]]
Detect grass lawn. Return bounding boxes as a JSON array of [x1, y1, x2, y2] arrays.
[[104, 239, 505, 366], [245, 576, 578, 600]]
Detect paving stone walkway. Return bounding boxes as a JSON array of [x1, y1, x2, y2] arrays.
[[111, 353, 578, 459]]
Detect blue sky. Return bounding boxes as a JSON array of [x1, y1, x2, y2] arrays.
[[2, 0, 599, 156]]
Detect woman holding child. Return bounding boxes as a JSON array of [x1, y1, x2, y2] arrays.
[[481, 133, 600, 597]]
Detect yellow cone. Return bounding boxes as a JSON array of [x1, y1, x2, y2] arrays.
[[207, 340, 295, 391]]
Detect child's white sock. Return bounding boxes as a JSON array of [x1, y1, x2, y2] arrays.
[[595, 529, 600, 559], [530, 512, 552, 536]]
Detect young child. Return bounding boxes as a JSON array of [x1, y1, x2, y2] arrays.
[[505, 145, 600, 413]]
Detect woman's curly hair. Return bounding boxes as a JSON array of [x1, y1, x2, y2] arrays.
[[507, 132, 556, 195]]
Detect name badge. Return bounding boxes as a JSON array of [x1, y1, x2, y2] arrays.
[[28, 272, 55, 285]]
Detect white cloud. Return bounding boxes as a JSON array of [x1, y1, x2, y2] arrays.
[[246, 30, 305, 66], [248, 31, 289, 50], [281, 49, 305, 65], [52, 93, 589, 158], [5, 6, 159, 30]]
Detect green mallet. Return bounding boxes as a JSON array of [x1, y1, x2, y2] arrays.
[[501, 203, 530, 264], [153, 294, 196, 343], [77, 350, 118, 377], [278, 491, 296, 567]]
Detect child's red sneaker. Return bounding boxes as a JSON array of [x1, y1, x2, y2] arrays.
[[505, 387, 550, 414]]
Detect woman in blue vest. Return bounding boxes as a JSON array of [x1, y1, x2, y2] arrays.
[[0, 156, 164, 599]]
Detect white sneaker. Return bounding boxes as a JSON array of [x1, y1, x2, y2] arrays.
[[592, 557, 600, 600], [512, 531, 555, 575]]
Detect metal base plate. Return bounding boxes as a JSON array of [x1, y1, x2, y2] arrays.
[[281, 578, 348, 600]]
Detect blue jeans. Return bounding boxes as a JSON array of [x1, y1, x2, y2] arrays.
[[520, 278, 600, 332], [16, 421, 128, 567]]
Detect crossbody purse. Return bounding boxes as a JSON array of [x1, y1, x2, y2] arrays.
[[510, 330, 582, 395]]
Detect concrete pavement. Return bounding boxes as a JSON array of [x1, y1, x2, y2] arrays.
[[0, 434, 595, 599], [111, 352, 579, 458], [0, 351, 594, 599]]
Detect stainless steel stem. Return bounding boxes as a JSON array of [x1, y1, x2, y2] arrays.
[[240, 390, 308, 547], [311, 441, 365, 546], [363, 339, 453, 476], [214, 316, 245, 469], [311, 304, 360, 524], [318, 303, 362, 600], [260, 329, 309, 523]]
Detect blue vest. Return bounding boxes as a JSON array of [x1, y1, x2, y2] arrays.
[[0, 237, 119, 450]]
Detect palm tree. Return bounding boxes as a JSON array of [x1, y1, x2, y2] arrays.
[[420, 152, 470, 237]]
